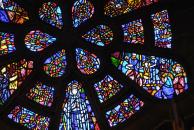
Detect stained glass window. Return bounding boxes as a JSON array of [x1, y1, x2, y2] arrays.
[[39, 2, 63, 29], [0, 32, 16, 55], [111, 52, 189, 99], [104, 0, 159, 17], [106, 94, 144, 127], [151, 10, 172, 48], [122, 19, 144, 44], [44, 49, 67, 77], [82, 25, 114, 46], [0, 59, 33, 105], [0, 0, 29, 24], [59, 80, 100, 130], [24, 30, 56, 52], [94, 75, 123, 103], [26, 82, 54, 107], [76, 48, 100, 75], [8, 106, 50, 130], [72, 0, 94, 28]]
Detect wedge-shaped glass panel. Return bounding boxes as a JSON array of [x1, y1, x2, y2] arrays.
[[106, 94, 144, 127], [94, 75, 123, 103], [151, 10, 172, 48], [44, 49, 67, 77], [25, 30, 56, 52], [82, 25, 113, 46], [59, 80, 100, 130], [26, 82, 55, 107], [76, 48, 100, 75], [0, 59, 33, 105], [72, 0, 94, 28], [0, 0, 29, 24], [111, 52, 189, 99], [39, 2, 63, 29], [0, 32, 16, 55], [8, 106, 50, 130]]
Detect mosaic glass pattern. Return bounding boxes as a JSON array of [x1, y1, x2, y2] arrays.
[[0, 0, 29, 24], [122, 19, 144, 44], [44, 49, 67, 77], [0, 32, 16, 55], [59, 80, 100, 130], [72, 0, 94, 28], [8, 106, 50, 130], [151, 10, 172, 48], [106, 94, 144, 127], [94, 75, 123, 103], [111, 52, 189, 99], [104, 0, 158, 17], [39, 2, 63, 29], [76, 48, 100, 75], [24, 30, 56, 52], [82, 25, 114, 46], [26, 82, 54, 107], [0, 59, 33, 105]]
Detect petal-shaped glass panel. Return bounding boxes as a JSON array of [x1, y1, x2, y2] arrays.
[[82, 25, 113, 46], [72, 0, 94, 28], [59, 80, 100, 130], [111, 52, 189, 99], [151, 10, 172, 48], [8, 106, 50, 129], [76, 48, 100, 75], [39, 2, 63, 29], [122, 19, 144, 44], [43, 49, 67, 77], [106, 94, 144, 127], [94, 75, 123, 103], [0, 59, 33, 105], [104, 0, 158, 17], [26, 82, 55, 107], [0, 32, 16, 55], [24, 30, 56, 52], [0, 0, 29, 24]]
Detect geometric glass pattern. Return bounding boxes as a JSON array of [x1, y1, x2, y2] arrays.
[[72, 0, 94, 28], [111, 52, 189, 99], [0, 0, 29, 24], [24, 30, 56, 52], [26, 82, 55, 107], [106, 94, 144, 127], [94, 75, 123, 103], [0, 32, 16, 55], [8, 105, 50, 130], [59, 80, 100, 130], [151, 10, 172, 48], [122, 19, 144, 44]]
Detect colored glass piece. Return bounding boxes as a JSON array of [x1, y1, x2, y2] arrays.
[[122, 19, 144, 44], [82, 25, 113, 46], [0, 32, 16, 55], [106, 94, 144, 127], [44, 49, 67, 77], [94, 75, 123, 103], [76, 48, 100, 75], [8, 106, 50, 130], [72, 0, 94, 28], [104, 0, 158, 17], [0, 59, 33, 105], [24, 30, 56, 52], [111, 52, 189, 99], [39, 2, 63, 29], [26, 82, 54, 107], [0, 0, 29, 24], [59, 80, 100, 130], [151, 10, 172, 48]]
